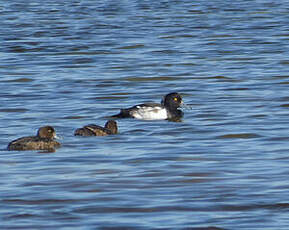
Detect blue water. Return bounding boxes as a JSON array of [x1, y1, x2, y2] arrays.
[[1, 1, 289, 229]]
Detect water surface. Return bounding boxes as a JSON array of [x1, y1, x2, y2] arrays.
[[1, 1, 289, 229]]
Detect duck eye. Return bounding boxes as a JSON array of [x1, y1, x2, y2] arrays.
[[174, 97, 178, 101]]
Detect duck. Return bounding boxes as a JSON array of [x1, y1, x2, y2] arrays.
[[7, 126, 61, 151], [111, 92, 184, 121], [74, 120, 118, 136]]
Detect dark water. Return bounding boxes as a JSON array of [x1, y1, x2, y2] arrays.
[[1, 0, 289, 229]]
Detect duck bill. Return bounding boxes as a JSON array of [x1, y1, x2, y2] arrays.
[[180, 101, 191, 109], [54, 134, 62, 140]]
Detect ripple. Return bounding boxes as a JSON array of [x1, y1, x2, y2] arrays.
[[62, 116, 89, 120], [3, 198, 80, 205], [123, 76, 180, 82], [0, 108, 28, 112], [3, 77, 34, 82], [216, 133, 261, 139], [117, 44, 145, 49], [279, 103, 289, 107]]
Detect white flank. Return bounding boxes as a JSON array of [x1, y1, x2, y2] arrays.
[[131, 106, 168, 120]]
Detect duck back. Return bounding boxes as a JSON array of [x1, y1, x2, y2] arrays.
[[8, 136, 60, 151]]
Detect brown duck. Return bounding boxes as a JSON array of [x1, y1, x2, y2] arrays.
[[7, 126, 61, 151], [74, 120, 118, 136]]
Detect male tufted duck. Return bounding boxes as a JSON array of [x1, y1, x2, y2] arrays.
[[74, 120, 118, 136], [7, 126, 61, 151], [111, 92, 184, 121]]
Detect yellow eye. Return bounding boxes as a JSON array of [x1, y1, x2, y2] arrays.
[[174, 97, 178, 101]]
